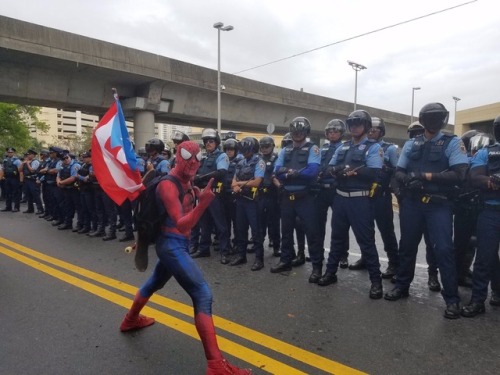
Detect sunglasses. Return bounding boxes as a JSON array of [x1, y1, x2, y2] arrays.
[[204, 139, 216, 144]]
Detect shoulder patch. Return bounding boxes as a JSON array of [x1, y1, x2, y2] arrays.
[[459, 140, 467, 154]]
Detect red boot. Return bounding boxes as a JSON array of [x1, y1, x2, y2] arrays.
[[206, 358, 252, 375], [120, 291, 155, 332]]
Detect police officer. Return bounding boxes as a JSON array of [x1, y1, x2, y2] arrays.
[[318, 110, 384, 299], [461, 117, 500, 317], [386, 103, 469, 319], [56, 151, 81, 230], [271, 117, 323, 283], [316, 119, 349, 269], [280, 133, 307, 262], [145, 138, 170, 175], [20, 149, 44, 214], [399, 123, 441, 291], [222, 138, 242, 251], [230, 137, 266, 270], [453, 132, 492, 287], [258, 136, 281, 257], [191, 128, 231, 263], [354, 117, 399, 278], [37, 149, 51, 218], [75, 151, 95, 234], [1, 147, 22, 212], [170, 130, 191, 169]]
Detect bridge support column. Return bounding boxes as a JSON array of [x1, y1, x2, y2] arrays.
[[133, 110, 155, 150]]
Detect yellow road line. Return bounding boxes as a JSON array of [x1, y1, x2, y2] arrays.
[[0, 237, 367, 375]]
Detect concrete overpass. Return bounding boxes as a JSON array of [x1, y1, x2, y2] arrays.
[[0, 15, 415, 148]]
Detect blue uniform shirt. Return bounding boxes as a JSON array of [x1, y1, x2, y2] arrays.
[[398, 132, 468, 169], [215, 152, 230, 171], [471, 147, 500, 205], [384, 143, 399, 168], [156, 159, 171, 174], [274, 141, 320, 191]]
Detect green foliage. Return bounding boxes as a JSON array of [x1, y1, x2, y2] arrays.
[[0, 103, 50, 154]]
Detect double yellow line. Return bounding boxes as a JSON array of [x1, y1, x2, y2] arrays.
[[0, 236, 366, 375]]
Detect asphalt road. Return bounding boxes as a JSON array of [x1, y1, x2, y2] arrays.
[[1, 206, 499, 375]]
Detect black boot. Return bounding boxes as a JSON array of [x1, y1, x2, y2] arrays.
[[291, 250, 305, 267], [102, 229, 117, 241], [308, 267, 322, 284], [88, 226, 105, 237]]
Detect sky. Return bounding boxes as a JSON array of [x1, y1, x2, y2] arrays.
[[2, 0, 499, 124]]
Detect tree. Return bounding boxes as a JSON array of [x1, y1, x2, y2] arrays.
[[0, 103, 49, 153]]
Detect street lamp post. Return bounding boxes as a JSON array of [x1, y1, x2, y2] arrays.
[[411, 87, 421, 123], [452, 96, 461, 125], [213, 22, 234, 134], [347, 60, 367, 111]]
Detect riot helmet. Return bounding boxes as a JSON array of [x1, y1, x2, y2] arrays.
[[370, 117, 386, 137], [419, 103, 449, 133], [138, 147, 148, 157], [493, 115, 500, 143], [223, 138, 238, 152], [281, 133, 293, 148], [145, 138, 165, 154], [461, 129, 480, 153], [172, 130, 190, 145], [201, 128, 221, 146], [346, 110, 372, 132], [238, 137, 260, 154], [289, 117, 311, 136], [469, 133, 494, 154], [407, 121, 425, 138], [325, 119, 346, 137]]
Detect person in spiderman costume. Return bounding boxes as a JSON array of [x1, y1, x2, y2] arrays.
[[120, 141, 251, 375]]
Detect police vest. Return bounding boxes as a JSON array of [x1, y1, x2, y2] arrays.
[[262, 153, 277, 187], [59, 161, 78, 187], [483, 143, 500, 201], [22, 161, 37, 179], [319, 141, 342, 184], [406, 134, 455, 194], [3, 158, 19, 178], [45, 159, 59, 183], [78, 162, 92, 189], [224, 155, 240, 191], [197, 149, 222, 177], [283, 142, 314, 187], [235, 155, 260, 182], [336, 140, 378, 191]]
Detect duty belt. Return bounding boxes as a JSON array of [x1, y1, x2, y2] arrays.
[[336, 189, 370, 198], [320, 183, 335, 189]]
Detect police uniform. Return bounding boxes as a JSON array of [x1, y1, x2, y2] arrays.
[[462, 143, 500, 315], [323, 137, 383, 289], [192, 148, 230, 259], [374, 140, 400, 274], [232, 154, 266, 269], [45, 147, 64, 223], [272, 140, 322, 279], [1, 148, 22, 212], [37, 150, 51, 218], [389, 131, 468, 311], [258, 151, 281, 256], [315, 140, 348, 265], [57, 155, 81, 229], [21, 150, 44, 214], [75, 155, 95, 233], [223, 153, 243, 250]]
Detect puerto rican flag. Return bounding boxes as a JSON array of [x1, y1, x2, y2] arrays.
[[91, 97, 144, 205]]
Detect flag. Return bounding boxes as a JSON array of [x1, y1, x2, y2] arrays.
[[91, 97, 144, 205]]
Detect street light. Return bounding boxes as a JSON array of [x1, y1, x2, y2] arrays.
[[213, 21, 234, 134], [452, 96, 461, 125], [411, 87, 421, 124], [347, 60, 367, 111]]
